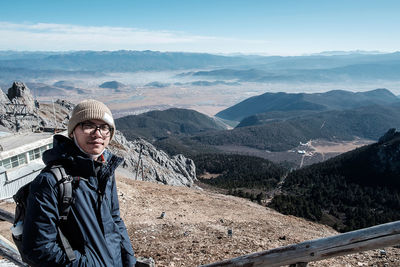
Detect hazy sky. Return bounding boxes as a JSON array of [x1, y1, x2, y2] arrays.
[[0, 0, 399, 55]]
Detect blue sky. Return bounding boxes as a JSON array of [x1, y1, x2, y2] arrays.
[[0, 0, 399, 55]]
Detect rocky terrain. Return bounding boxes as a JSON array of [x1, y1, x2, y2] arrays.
[[1, 177, 400, 266], [111, 131, 196, 187]]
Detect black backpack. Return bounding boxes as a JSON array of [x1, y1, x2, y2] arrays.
[[12, 165, 78, 265]]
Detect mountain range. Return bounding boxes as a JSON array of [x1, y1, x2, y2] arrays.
[[0, 50, 247, 72], [216, 88, 400, 122], [191, 103, 400, 151], [113, 88, 400, 156], [2, 50, 400, 85]]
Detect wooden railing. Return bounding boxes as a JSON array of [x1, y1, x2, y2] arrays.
[[200, 220, 400, 267]]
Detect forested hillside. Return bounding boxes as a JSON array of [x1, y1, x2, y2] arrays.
[[115, 108, 226, 141], [192, 103, 400, 151], [216, 88, 399, 122], [268, 129, 400, 232], [195, 154, 287, 201]]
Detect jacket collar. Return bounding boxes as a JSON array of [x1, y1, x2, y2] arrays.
[[42, 134, 123, 178]]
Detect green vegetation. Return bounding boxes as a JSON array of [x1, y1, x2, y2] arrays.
[[193, 103, 400, 151], [195, 153, 287, 202], [116, 108, 226, 142], [216, 88, 399, 122], [154, 136, 218, 158], [269, 130, 400, 232]]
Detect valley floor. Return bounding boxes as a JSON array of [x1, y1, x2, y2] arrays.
[[1, 176, 399, 266], [216, 138, 374, 168]]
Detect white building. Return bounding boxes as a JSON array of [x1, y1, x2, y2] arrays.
[[0, 131, 59, 200]]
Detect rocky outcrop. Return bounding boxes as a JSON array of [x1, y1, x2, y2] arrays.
[[110, 130, 196, 187], [0, 82, 40, 131], [7, 82, 36, 113], [0, 82, 73, 132]]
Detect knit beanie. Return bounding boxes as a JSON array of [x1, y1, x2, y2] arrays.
[[68, 99, 115, 140]]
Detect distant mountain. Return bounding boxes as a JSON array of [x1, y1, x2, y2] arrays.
[[178, 56, 400, 84], [0, 50, 250, 72], [145, 81, 170, 88], [216, 88, 400, 122], [192, 103, 400, 151], [178, 68, 270, 80], [0, 66, 102, 83], [3, 51, 400, 86], [26, 82, 86, 96], [311, 50, 385, 56], [189, 80, 240, 86], [115, 108, 227, 142], [252, 51, 400, 70], [99, 81, 126, 89], [53, 80, 78, 90], [269, 129, 400, 232]]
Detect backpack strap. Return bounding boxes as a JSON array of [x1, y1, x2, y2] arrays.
[[47, 165, 77, 262], [57, 227, 76, 262], [49, 166, 74, 221]]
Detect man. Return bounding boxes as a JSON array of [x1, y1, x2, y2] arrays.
[[22, 99, 136, 266]]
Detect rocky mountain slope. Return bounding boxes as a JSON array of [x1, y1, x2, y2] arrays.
[[111, 131, 196, 187]]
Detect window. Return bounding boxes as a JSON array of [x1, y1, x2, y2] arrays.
[[18, 154, 27, 165], [29, 148, 41, 161], [1, 158, 11, 169], [40, 146, 47, 154], [11, 156, 19, 168], [0, 144, 51, 170], [1, 153, 28, 170], [28, 145, 49, 161]]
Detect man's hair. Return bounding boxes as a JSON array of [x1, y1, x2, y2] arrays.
[[68, 99, 115, 140]]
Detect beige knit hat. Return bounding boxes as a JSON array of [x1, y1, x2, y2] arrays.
[[68, 99, 115, 140]]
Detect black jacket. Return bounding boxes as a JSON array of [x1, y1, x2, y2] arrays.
[[22, 134, 136, 266]]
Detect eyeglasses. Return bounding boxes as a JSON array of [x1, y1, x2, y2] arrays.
[[80, 122, 112, 137]]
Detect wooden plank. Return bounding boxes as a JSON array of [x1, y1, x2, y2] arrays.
[[200, 220, 400, 267], [0, 209, 14, 223], [0, 235, 26, 266]]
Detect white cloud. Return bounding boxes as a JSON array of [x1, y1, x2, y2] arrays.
[[0, 21, 271, 53]]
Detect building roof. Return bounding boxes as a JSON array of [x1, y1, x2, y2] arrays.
[[0, 131, 61, 160]]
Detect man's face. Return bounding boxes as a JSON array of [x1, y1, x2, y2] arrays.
[[72, 119, 111, 156]]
